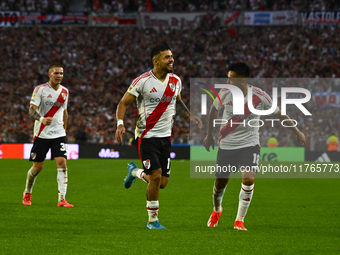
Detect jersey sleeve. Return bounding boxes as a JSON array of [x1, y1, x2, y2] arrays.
[[127, 77, 142, 98], [177, 78, 182, 94], [261, 90, 279, 115], [64, 89, 69, 110], [213, 89, 229, 111], [30, 86, 42, 107]]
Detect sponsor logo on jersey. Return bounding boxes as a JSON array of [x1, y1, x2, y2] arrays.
[[47, 94, 52, 98], [45, 101, 64, 107], [143, 159, 151, 169], [150, 87, 157, 93], [31, 152, 37, 160], [169, 83, 175, 92], [150, 95, 176, 103], [33, 94, 37, 99]]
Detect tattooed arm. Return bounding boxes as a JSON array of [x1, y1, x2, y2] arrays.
[[29, 104, 42, 121], [29, 104, 52, 125], [176, 94, 202, 128], [63, 109, 68, 131], [176, 99, 190, 118]]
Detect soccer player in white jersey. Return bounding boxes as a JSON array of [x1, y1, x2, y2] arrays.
[[116, 44, 202, 229], [22, 63, 73, 207], [204, 62, 306, 230]]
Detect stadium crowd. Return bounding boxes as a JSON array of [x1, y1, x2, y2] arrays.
[[0, 0, 71, 13], [85, 0, 339, 12], [0, 24, 339, 150], [85, 0, 340, 12], [1, 0, 339, 13]]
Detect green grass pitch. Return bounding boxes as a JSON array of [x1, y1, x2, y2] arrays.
[[1, 159, 339, 255]]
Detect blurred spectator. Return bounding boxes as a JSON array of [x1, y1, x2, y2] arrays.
[[327, 135, 339, 151]]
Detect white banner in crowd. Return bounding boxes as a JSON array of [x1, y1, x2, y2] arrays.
[[224, 11, 241, 26], [300, 11, 340, 24], [313, 92, 340, 108], [244, 11, 297, 26], [0, 11, 20, 27], [139, 12, 205, 29]]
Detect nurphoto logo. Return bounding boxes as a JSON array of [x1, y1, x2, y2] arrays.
[[197, 82, 312, 128]]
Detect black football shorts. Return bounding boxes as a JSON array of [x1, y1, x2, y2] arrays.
[[215, 145, 261, 178], [138, 137, 171, 177], [29, 137, 67, 162]]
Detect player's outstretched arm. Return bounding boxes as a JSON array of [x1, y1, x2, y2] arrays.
[[203, 105, 219, 152], [274, 110, 306, 146], [175, 94, 203, 129], [29, 104, 52, 125], [115, 92, 136, 143]]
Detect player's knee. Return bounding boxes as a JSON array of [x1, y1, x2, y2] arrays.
[[160, 180, 168, 189], [242, 178, 255, 186], [150, 172, 162, 184], [56, 158, 67, 169], [215, 178, 229, 189], [33, 163, 44, 173]]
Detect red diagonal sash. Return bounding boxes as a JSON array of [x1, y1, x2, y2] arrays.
[[219, 94, 262, 141], [35, 88, 68, 140], [141, 77, 177, 138]]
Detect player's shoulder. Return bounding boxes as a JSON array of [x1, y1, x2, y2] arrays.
[[168, 73, 181, 81], [60, 85, 69, 93], [219, 87, 232, 96], [251, 85, 272, 103], [33, 82, 48, 94], [131, 71, 152, 87]]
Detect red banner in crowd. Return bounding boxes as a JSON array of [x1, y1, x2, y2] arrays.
[[313, 92, 340, 108], [21, 12, 88, 25], [90, 12, 137, 26]]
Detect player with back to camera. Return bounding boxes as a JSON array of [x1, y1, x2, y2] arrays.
[[22, 63, 73, 208], [116, 44, 202, 229], [204, 62, 306, 230]]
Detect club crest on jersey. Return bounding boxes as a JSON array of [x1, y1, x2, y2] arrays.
[[61, 93, 66, 100], [31, 152, 37, 160], [169, 83, 175, 92], [143, 159, 151, 169]]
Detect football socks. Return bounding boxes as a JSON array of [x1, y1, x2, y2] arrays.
[[24, 167, 38, 194], [57, 168, 68, 202], [235, 183, 254, 222], [147, 200, 159, 223], [133, 168, 148, 183], [213, 184, 226, 213]]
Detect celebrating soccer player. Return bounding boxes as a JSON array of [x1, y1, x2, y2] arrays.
[[22, 63, 73, 208], [115, 44, 202, 229], [204, 62, 306, 230]]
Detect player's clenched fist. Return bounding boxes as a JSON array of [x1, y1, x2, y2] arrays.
[[42, 117, 53, 126], [116, 125, 125, 143]]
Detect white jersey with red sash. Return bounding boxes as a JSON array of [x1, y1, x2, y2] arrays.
[[30, 82, 69, 139], [128, 70, 182, 138], [214, 85, 279, 150]]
